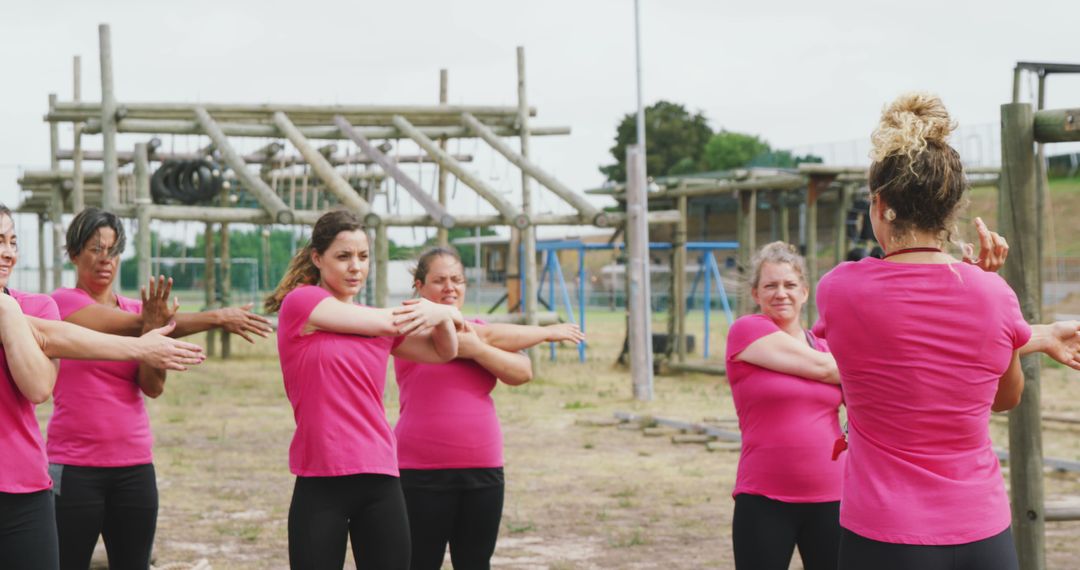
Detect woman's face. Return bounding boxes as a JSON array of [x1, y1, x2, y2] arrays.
[[312, 230, 370, 302], [72, 226, 120, 292], [0, 214, 19, 290], [415, 255, 466, 309], [751, 261, 808, 325]]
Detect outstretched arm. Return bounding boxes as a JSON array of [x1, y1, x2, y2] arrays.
[[26, 318, 205, 371], [735, 331, 839, 385], [0, 295, 57, 404], [474, 322, 584, 353], [1021, 321, 1080, 371], [993, 351, 1024, 412]]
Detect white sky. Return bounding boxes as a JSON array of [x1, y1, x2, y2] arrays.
[[2, 0, 1079, 257]]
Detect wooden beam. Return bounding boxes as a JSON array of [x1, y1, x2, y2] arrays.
[[517, 46, 539, 365], [805, 175, 834, 324], [626, 145, 654, 401], [673, 195, 688, 364], [437, 69, 450, 247], [461, 112, 606, 226], [392, 115, 528, 228], [333, 116, 452, 227], [1000, 102, 1045, 570], [273, 112, 372, 221], [72, 55, 85, 213], [134, 143, 151, 285], [98, 24, 119, 210], [735, 189, 756, 316], [375, 224, 389, 307], [194, 107, 294, 224], [1033, 108, 1080, 143], [37, 214, 47, 294]]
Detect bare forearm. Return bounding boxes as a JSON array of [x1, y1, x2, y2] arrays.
[[477, 324, 549, 352], [472, 344, 532, 385], [430, 319, 459, 362], [136, 365, 166, 398], [171, 310, 222, 338], [29, 317, 143, 361], [1019, 325, 1048, 357]]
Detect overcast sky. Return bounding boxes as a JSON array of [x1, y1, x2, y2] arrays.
[[2, 0, 1079, 255]]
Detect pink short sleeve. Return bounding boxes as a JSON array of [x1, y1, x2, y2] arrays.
[[51, 288, 96, 320], [725, 314, 781, 362], [279, 285, 332, 339], [999, 283, 1032, 350]]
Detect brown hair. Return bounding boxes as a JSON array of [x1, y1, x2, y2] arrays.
[[411, 247, 463, 291], [868, 92, 967, 238], [264, 210, 365, 313], [66, 207, 126, 258], [750, 241, 808, 289]]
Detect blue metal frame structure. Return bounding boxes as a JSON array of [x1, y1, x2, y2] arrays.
[[529, 239, 738, 362]]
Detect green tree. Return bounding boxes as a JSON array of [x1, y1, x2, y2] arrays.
[[599, 101, 713, 182], [701, 131, 771, 172], [748, 150, 824, 168]]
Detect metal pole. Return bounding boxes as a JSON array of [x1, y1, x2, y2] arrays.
[[99, 24, 119, 211], [626, 145, 653, 400], [633, 0, 646, 154]]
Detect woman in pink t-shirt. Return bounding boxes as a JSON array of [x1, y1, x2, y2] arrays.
[[264, 210, 464, 570], [395, 247, 583, 570], [724, 241, 843, 570], [0, 204, 204, 570], [46, 207, 272, 570], [814, 93, 1045, 570]]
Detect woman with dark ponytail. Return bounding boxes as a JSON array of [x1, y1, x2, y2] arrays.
[[267, 210, 463, 570]]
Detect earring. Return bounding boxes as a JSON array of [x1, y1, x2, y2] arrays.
[[884, 209, 897, 221]]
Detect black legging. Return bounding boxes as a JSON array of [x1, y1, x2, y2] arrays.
[[839, 526, 1019, 570], [52, 463, 158, 570], [732, 493, 840, 570], [0, 489, 60, 570], [402, 484, 504, 570], [288, 473, 411, 570]]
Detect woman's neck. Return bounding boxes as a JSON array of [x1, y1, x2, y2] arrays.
[[76, 280, 115, 305], [773, 316, 806, 340], [883, 228, 947, 261]]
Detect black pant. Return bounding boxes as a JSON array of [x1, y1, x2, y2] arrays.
[[52, 463, 158, 570], [288, 474, 411, 570], [839, 526, 1019, 570], [401, 481, 504, 570], [732, 493, 840, 570], [0, 489, 60, 570]]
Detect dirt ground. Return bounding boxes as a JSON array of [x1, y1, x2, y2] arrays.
[[32, 305, 1080, 570]]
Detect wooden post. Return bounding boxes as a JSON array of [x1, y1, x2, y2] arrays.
[[375, 224, 389, 307], [365, 228, 375, 306], [194, 107, 294, 223], [805, 176, 832, 324], [99, 24, 119, 211], [134, 143, 151, 285], [37, 214, 48, 293], [779, 191, 790, 244], [1012, 67, 1022, 104], [834, 183, 853, 265], [437, 69, 450, 247], [261, 226, 271, 291], [1035, 73, 1048, 272], [673, 195, 688, 363], [626, 145, 653, 400], [204, 222, 217, 358], [219, 186, 231, 359], [72, 55, 85, 213], [735, 189, 756, 316], [518, 47, 539, 364], [49, 94, 64, 290], [1000, 102, 1045, 570]]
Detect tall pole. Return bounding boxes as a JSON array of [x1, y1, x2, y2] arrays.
[[49, 93, 64, 290], [518, 47, 539, 364], [627, 145, 653, 400], [437, 69, 450, 248], [134, 143, 151, 285], [99, 24, 119, 211], [72, 55, 85, 213], [634, 0, 646, 156]]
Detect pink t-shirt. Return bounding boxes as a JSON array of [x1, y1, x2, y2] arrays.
[[0, 289, 61, 493], [47, 288, 149, 467], [394, 319, 503, 470], [278, 285, 404, 477], [814, 258, 1031, 545], [725, 313, 843, 503]]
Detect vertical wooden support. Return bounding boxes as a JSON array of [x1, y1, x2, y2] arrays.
[[518, 47, 539, 364], [49, 94, 64, 290], [1012, 67, 1022, 104], [260, 226, 271, 291], [1000, 102, 1045, 570], [626, 145, 653, 400], [805, 177, 830, 324], [72, 55, 85, 213], [834, 184, 853, 265], [735, 189, 756, 316], [1035, 73, 1048, 272], [437, 69, 450, 247], [38, 214, 48, 293], [779, 191, 791, 244], [375, 224, 389, 307], [204, 223, 217, 358], [134, 143, 151, 285], [99, 24, 119, 211], [673, 195, 688, 364], [219, 187, 232, 359], [365, 228, 376, 306]]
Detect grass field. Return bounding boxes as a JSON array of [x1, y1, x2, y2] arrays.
[[31, 304, 1080, 569]]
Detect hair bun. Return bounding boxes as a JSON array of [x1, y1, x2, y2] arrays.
[[870, 92, 956, 162]]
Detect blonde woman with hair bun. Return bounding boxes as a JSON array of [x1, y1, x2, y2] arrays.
[[724, 241, 843, 570], [810, 92, 1080, 570]]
